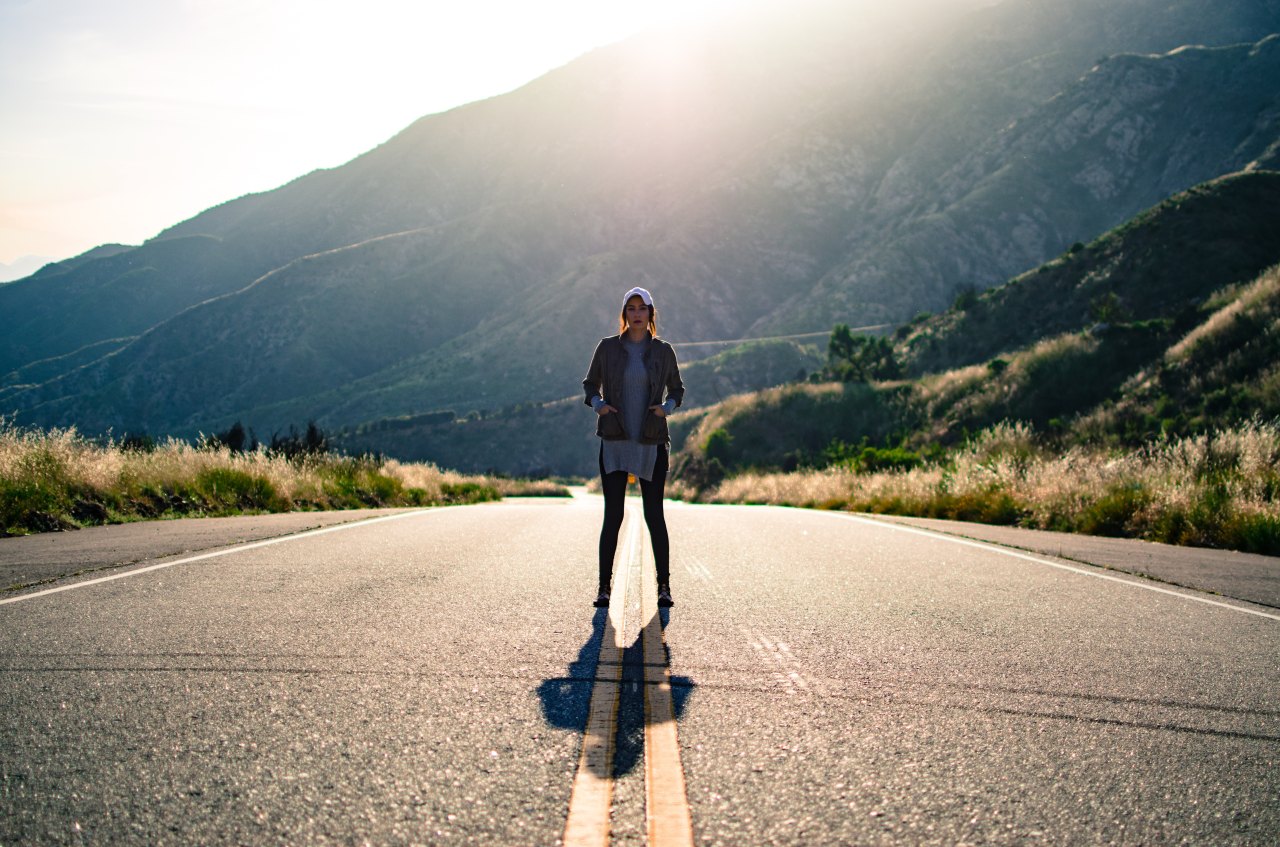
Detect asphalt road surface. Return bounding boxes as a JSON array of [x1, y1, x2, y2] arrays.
[[2, 495, 1277, 845]]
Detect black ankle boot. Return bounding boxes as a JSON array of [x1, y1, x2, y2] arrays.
[[657, 584, 674, 608]]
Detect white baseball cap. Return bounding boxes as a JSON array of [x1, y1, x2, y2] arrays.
[[622, 286, 653, 307]]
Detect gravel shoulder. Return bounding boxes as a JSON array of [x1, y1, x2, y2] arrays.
[[863, 513, 1280, 609]]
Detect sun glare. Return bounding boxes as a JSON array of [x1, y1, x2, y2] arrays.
[[0, 0, 770, 262]]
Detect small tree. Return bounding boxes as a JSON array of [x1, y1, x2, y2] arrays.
[[951, 284, 979, 311], [828, 324, 857, 368], [1089, 291, 1130, 324], [304, 420, 327, 454], [704, 428, 734, 466], [119, 431, 156, 453], [218, 421, 248, 453], [269, 420, 329, 461], [827, 325, 901, 381]]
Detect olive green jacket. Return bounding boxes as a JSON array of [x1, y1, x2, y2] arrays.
[[582, 334, 685, 444]]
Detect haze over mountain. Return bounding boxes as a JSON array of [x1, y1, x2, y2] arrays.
[[0, 256, 54, 284], [2, 0, 1278, 461]]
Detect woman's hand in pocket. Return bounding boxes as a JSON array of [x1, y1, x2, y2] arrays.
[[597, 404, 619, 416]]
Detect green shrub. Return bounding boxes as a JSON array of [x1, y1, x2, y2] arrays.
[[1, 477, 70, 534], [1150, 508, 1191, 546], [951, 285, 979, 312], [1077, 483, 1151, 537], [365, 472, 404, 504], [928, 488, 1024, 525], [319, 456, 397, 506], [1224, 513, 1280, 556], [704, 428, 734, 465], [857, 446, 923, 474], [827, 326, 900, 381], [194, 468, 283, 513], [825, 439, 923, 474], [440, 482, 500, 504], [0, 445, 75, 534]]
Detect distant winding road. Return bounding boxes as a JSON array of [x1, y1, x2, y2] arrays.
[[2, 495, 1277, 845]]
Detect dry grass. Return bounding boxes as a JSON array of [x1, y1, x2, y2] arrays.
[[915, 362, 990, 408], [915, 333, 1103, 432], [1077, 264, 1280, 440], [1167, 266, 1280, 361], [684, 381, 845, 448], [695, 421, 1280, 555], [0, 421, 567, 535]]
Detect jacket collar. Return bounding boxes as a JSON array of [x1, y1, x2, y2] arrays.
[[610, 332, 656, 364]]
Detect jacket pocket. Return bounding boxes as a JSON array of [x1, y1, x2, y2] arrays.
[[597, 412, 627, 440], [640, 410, 668, 444]]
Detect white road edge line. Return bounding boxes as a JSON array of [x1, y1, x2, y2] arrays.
[[0, 509, 438, 607], [830, 513, 1280, 622]]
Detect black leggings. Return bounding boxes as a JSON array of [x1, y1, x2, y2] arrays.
[[598, 445, 670, 589]]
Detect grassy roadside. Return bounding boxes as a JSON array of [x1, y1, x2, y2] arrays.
[[0, 422, 567, 536], [672, 422, 1280, 556]]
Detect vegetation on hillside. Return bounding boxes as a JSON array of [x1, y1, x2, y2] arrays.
[[670, 175, 1280, 555], [680, 174, 1280, 465], [678, 421, 1280, 556], [898, 170, 1280, 377], [671, 381, 914, 489], [1078, 265, 1280, 443], [0, 420, 565, 537], [679, 339, 822, 406]]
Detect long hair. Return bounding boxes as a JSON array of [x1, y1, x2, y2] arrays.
[[618, 302, 659, 338]]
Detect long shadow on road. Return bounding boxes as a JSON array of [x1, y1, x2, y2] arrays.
[[537, 608, 694, 778]]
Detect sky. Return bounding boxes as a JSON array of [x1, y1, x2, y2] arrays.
[[0, 0, 748, 268]]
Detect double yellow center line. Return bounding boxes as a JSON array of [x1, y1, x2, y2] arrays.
[[563, 508, 693, 847]]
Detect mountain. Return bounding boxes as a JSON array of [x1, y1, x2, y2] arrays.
[[673, 169, 1280, 475], [770, 32, 1280, 332], [3, 0, 1279, 462]]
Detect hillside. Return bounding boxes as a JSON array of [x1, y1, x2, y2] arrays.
[[900, 169, 1280, 374], [331, 338, 822, 477], [674, 170, 1280, 476], [1079, 265, 1280, 442], [2, 0, 1279, 452]]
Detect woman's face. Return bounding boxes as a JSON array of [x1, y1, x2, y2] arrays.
[[624, 296, 650, 333]]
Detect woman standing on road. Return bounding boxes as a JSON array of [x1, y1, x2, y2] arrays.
[[582, 286, 685, 609]]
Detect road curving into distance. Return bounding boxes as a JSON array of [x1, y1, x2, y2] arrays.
[[2, 495, 1277, 844]]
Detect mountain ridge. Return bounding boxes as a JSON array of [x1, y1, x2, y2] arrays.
[[3, 0, 1279, 454]]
